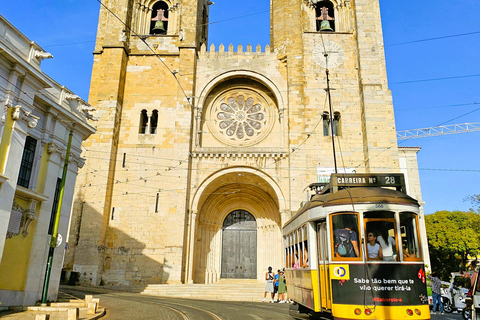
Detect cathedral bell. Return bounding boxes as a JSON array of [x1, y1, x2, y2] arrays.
[[319, 20, 334, 32], [152, 21, 165, 33]]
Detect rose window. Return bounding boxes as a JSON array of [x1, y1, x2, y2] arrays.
[[216, 95, 267, 141]]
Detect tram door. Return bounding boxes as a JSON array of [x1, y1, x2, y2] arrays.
[[221, 210, 257, 279], [317, 222, 332, 309]]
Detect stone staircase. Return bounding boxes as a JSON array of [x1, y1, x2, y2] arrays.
[[111, 280, 266, 302]]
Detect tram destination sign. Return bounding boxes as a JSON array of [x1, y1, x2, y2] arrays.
[[330, 173, 406, 193]]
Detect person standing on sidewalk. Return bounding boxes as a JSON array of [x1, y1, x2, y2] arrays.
[[274, 270, 280, 302], [263, 267, 275, 303], [428, 271, 444, 315]]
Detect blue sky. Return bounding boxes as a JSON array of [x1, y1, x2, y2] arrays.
[[2, 0, 479, 214]]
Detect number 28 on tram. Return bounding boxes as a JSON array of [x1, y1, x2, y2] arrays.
[[283, 173, 430, 320]]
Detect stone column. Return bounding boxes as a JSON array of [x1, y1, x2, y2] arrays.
[[185, 210, 197, 284]]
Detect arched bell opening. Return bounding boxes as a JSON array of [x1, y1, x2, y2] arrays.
[[190, 170, 283, 284], [150, 1, 169, 35], [316, 0, 335, 32]]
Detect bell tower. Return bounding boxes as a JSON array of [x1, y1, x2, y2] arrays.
[[270, 0, 399, 174], [70, 0, 211, 285]]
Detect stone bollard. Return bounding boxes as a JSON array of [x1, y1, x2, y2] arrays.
[[67, 308, 79, 320], [92, 298, 100, 304], [87, 302, 97, 315], [85, 295, 93, 304], [35, 315, 49, 320]]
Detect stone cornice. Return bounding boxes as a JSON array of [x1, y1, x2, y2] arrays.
[[11, 105, 39, 128], [192, 151, 288, 160]]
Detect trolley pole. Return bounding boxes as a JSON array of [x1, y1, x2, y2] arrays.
[[41, 129, 73, 304], [325, 68, 338, 173]]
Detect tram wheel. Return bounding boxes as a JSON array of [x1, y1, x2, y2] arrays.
[[298, 303, 310, 314]]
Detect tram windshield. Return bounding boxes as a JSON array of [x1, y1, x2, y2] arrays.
[[400, 212, 422, 260], [331, 213, 361, 260], [364, 211, 398, 261]]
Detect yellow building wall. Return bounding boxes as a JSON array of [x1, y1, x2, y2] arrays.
[[0, 198, 38, 291]]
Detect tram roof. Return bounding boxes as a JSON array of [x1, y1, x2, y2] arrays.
[[287, 187, 419, 226]]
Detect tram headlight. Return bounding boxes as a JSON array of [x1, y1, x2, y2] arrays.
[[406, 309, 414, 316], [414, 309, 421, 315], [354, 308, 362, 315]]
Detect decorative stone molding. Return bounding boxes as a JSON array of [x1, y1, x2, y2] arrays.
[[119, 29, 127, 43], [11, 105, 39, 128], [34, 50, 53, 60], [71, 154, 86, 168], [64, 93, 82, 102], [304, 0, 316, 9], [47, 142, 60, 154], [6, 200, 37, 239], [23, 200, 38, 237], [64, 94, 98, 121], [192, 152, 288, 160]]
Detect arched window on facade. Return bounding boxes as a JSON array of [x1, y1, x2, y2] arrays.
[[333, 111, 341, 136], [150, 1, 169, 35], [322, 112, 330, 136], [139, 109, 148, 134], [316, 1, 335, 32], [150, 110, 158, 134]]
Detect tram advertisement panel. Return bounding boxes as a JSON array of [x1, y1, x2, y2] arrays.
[[330, 264, 428, 306]]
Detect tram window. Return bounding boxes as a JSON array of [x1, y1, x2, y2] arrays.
[[364, 212, 398, 261], [302, 240, 309, 268], [331, 213, 361, 259], [400, 212, 421, 260]]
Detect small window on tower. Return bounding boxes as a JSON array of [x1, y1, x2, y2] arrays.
[[150, 110, 158, 134], [322, 112, 330, 136], [150, 1, 169, 35], [139, 109, 148, 134], [333, 112, 341, 136], [316, 1, 335, 32]]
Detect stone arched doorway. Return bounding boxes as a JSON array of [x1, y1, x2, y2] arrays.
[[187, 168, 286, 284], [221, 210, 257, 279]]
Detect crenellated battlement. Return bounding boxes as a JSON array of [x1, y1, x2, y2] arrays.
[[199, 43, 274, 55]]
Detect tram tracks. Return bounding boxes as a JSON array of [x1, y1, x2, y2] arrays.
[[132, 294, 224, 320], [60, 288, 224, 320]]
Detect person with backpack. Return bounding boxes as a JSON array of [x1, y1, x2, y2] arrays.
[[333, 224, 359, 257]]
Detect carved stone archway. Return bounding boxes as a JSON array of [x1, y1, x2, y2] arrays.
[[188, 169, 284, 284]]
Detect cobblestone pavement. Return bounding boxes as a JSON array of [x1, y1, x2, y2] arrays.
[[0, 286, 466, 320], [60, 286, 305, 319]]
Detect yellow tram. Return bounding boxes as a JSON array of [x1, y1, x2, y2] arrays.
[[283, 173, 430, 320]]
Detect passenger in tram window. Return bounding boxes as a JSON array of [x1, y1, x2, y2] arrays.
[[366, 232, 383, 261], [293, 252, 300, 269], [302, 244, 309, 268], [333, 222, 359, 257], [377, 228, 396, 261], [402, 242, 415, 258]]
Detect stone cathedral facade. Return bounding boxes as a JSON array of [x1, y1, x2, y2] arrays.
[[66, 0, 427, 286]]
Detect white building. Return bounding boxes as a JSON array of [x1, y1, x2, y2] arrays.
[[0, 15, 95, 307]]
